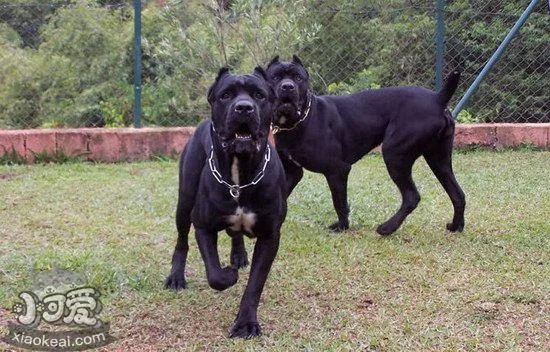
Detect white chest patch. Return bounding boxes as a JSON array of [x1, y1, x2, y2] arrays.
[[227, 207, 257, 233]]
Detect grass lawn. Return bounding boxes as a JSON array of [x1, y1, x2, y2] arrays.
[[0, 150, 549, 351]]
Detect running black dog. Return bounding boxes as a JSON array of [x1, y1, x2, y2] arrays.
[[266, 55, 465, 235], [165, 67, 287, 338]]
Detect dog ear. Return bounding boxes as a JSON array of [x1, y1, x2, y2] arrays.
[[207, 67, 230, 104], [267, 55, 280, 68], [214, 67, 230, 81], [253, 66, 275, 100], [292, 55, 303, 66], [253, 66, 268, 81]]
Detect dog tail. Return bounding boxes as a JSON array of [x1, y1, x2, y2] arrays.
[[436, 70, 461, 107]]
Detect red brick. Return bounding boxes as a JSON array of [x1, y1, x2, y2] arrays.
[[87, 129, 122, 162], [118, 129, 151, 161], [454, 124, 497, 147], [24, 130, 56, 162], [56, 130, 89, 159], [496, 123, 550, 149], [0, 131, 26, 159], [165, 127, 194, 157], [146, 129, 171, 157]]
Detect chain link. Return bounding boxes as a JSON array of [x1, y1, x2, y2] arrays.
[[208, 145, 271, 200]]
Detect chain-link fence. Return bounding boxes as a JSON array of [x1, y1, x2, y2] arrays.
[[0, 0, 548, 129]]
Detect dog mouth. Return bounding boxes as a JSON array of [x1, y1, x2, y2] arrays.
[[235, 133, 252, 141], [274, 100, 299, 123], [228, 123, 262, 150], [234, 123, 254, 140]]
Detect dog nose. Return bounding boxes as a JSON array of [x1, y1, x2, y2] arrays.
[[281, 82, 295, 91], [234, 100, 255, 114]]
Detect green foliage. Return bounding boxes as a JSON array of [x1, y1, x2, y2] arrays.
[[0, 147, 26, 165], [0, 0, 133, 128], [327, 68, 381, 95], [0, 0, 548, 128], [445, 0, 550, 122], [456, 109, 476, 124]]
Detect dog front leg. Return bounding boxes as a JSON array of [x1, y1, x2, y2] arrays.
[[165, 197, 192, 290], [280, 151, 304, 197], [325, 166, 351, 232], [229, 231, 280, 338], [195, 228, 238, 291], [165, 144, 206, 290]]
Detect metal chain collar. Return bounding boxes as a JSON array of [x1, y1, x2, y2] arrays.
[[208, 145, 271, 200], [271, 94, 312, 134]]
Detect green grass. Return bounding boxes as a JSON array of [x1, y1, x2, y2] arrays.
[[0, 151, 549, 351]]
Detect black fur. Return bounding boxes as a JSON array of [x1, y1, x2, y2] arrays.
[[165, 68, 287, 338], [266, 56, 465, 235]]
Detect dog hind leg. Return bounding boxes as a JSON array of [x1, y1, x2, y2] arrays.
[[423, 136, 465, 232], [229, 233, 249, 269]]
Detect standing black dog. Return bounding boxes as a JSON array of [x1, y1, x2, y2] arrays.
[[164, 67, 287, 338], [266, 55, 465, 235]]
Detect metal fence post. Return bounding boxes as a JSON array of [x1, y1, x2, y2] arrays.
[[133, 0, 142, 128], [435, 0, 445, 91], [452, 0, 541, 118]]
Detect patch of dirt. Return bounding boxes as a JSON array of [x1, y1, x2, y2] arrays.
[[0, 307, 18, 352], [0, 173, 18, 181], [479, 299, 549, 350]]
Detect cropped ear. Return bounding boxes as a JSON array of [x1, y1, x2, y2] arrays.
[[253, 66, 275, 100], [267, 55, 280, 68], [292, 54, 303, 66], [207, 67, 230, 104], [253, 66, 268, 81], [215, 67, 230, 81]]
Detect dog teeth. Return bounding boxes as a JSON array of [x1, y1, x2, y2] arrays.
[[235, 133, 252, 140]]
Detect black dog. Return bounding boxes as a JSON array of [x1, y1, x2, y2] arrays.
[[164, 67, 287, 338], [266, 55, 465, 235]]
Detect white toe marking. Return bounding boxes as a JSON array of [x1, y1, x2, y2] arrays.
[[227, 207, 256, 233]]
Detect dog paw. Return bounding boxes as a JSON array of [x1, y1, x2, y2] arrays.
[[229, 321, 261, 339], [446, 222, 464, 232], [230, 249, 249, 269], [208, 267, 238, 291], [376, 222, 397, 236], [164, 273, 186, 290], [328, 221, 349, 232]]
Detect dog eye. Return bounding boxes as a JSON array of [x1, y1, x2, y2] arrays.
[[295, 75, 303, 81], [272, 75, 281, 81], [220, 92, 231, 100], [253, 92, 265, 100]]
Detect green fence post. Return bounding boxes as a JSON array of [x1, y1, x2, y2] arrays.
[[435, 0, 445, 91], [133, 0, 142, 128]]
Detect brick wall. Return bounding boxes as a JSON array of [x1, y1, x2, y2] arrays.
[[0, 124, 548, 163], [0, 127, 194, 163]]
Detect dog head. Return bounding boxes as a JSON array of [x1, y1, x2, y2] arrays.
[[265, 55, 310, 128], [208, 67, 274, 155]]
